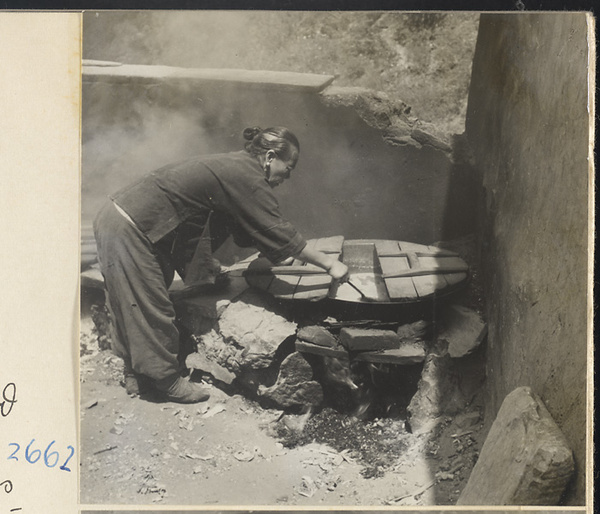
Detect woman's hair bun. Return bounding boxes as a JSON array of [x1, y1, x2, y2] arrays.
[[243, 125, 300, 160], [243, 126, 262, 141]]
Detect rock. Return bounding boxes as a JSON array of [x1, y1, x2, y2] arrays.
[[215, 299, 230, 317], [219, 299, 297, 369], [339, 328, 400, 351], [235, 367, 279, 394], [457, 387, 574, 505], [297, 325, 337, 348], [397, 320, 433, 342], [192, 329, 242, 374], [385, 120, 412, 138], [90, 304, 112, 351], [354, 344, 426, 365], [410, 121, 453, 153], [320, 86, 413, 131], [383, 134, 422, 149], [406, 341, 467, 433], [295, 340, 348, 358], [258, 352, 323, 409], [186, 351, 236, 385], [440, 304, 487, 358], [410, 129, 452, 152]]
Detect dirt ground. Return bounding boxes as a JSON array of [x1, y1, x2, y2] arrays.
[[80, 272, 486, 507]]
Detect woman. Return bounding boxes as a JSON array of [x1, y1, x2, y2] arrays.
[[94, 126, 349, 403]]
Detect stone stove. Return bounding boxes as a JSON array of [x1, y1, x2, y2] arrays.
[[83, 233, 484, 424], [244, 236, 470, 305]]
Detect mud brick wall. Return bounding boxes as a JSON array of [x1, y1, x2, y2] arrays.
[[82, 64, 477, 254], [466, 13, 591, 504]]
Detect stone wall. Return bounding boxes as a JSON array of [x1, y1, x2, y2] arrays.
[[465, 13, 591, 504], [82, 62, 477, 261]]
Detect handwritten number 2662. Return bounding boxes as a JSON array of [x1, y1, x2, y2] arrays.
[[8, 440, 74, 472]]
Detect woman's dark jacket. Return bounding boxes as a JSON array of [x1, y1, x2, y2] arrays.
[[111, 150, 306, 275]]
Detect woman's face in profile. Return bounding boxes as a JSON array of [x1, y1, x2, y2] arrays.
[[266, 149, 298, 187]]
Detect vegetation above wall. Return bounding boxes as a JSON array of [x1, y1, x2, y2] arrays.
[[84, 11, 479, 134]]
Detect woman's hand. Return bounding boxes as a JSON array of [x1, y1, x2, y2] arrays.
[[327, 260, 349, 281], [292, 245, 349, 281]]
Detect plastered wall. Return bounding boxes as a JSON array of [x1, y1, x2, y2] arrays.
[[465, 13, 591, 504]]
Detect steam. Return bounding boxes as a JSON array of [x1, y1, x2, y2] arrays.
[[82, 92, 216, 221]]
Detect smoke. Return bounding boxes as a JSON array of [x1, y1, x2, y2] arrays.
[[81, 85, 218, 221]]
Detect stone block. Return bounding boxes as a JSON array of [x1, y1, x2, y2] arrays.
[[258, 352, 323, 409], [440, 304, 487, 358], [192, 329, 242, 375], [185, 351, 236, 385], [297, 325, 338, 348], [406, 341, 467, 433], [457, 386, 574, 505], [397, 319, 433, 342], [354, 343, 426, 365], [339, 328, 400, 351], [295, 340, 348, 358], [215, 299, 230, 317], [218, 299, 297, 369]]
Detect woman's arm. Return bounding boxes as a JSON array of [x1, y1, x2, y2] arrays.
[[292, 245, 349, 281]]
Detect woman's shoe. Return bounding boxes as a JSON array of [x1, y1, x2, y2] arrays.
[[123, 372, 153, 396], [155, 374, 210, 404], [122, 360, 153, 396]]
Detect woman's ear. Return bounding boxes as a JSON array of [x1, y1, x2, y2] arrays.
[[265, 150, 276, 163]]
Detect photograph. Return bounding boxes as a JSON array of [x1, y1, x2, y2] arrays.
[[78, 10, 592, 508]]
